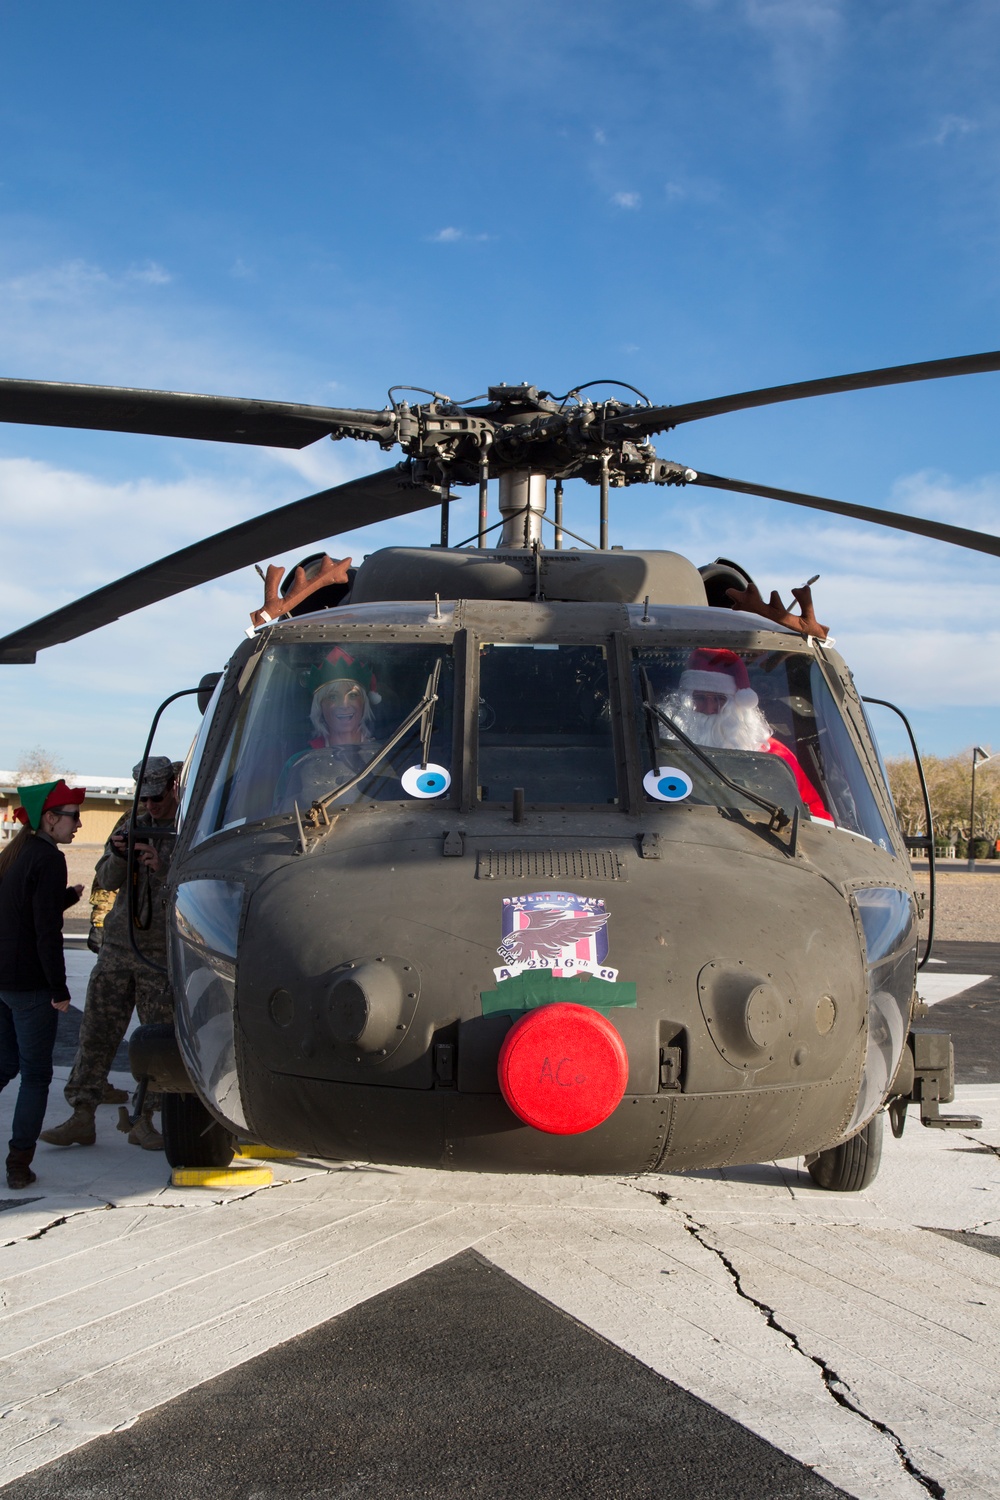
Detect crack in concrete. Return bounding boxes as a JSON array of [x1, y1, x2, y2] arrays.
[[962, 1133, 1000, 1160], [16, 1204, 113, 1245], [634, 1185, 673, 1205], [0, 1162, 327, 1247], [681, 1217, 946, 1499], [963, 1217, 1000, 1234]]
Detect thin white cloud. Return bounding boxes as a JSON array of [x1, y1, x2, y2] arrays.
[[0, 248, 316, 400], [930, 115, 979, 146], [742, 0, 845, 118], [427, 227, 492, 243], [127, 261, 172, 285], [2, 258, 110, 305], [665, 176, 722, 205], [611, 191, 641, 210]]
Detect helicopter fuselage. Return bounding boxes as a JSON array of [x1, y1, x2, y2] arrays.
[[163, 564, 916, 1176]]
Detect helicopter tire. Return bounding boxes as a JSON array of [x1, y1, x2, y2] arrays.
[[804, 1110, 883, 1192], [161, 1091, 236, 1170]]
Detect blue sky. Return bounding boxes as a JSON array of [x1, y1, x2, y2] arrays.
[[0, 0, 999, 773]]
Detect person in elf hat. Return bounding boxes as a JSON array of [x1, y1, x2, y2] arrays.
[[0, 780, 85, 1190], [275, 647, 397, 812], [660, 648, 830, 821], [41, 756, 181, 1154]]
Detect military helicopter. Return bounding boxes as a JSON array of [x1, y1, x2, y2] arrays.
[[1, 352, 997, 1189]]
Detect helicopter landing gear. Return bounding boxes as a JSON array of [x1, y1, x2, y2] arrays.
[[161, 1092, 236, 1171], [804, 1111, 883, 1192]]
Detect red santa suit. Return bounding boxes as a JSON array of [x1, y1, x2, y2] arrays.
[[676, 648, 831, 821]]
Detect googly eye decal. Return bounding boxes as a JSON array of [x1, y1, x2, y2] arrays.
[[401, 763, 452, 799], [643, 766, 693, 802]]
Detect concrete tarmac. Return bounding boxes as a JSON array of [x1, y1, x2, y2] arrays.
[[0, 950, 997, 1499]]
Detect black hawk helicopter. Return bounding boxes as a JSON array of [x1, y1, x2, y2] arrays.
[[1, 352, 996, 1188]]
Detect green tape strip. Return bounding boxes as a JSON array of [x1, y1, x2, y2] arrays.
[[480, 971, 637, 1018]]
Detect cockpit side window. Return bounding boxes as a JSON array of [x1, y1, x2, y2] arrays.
[[805, 662, 892, 849], [191, 641, 454, 844], [632, 645, 893, 850], [477, 643, 618, 805]]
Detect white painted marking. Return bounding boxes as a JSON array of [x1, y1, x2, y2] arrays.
[[917, 974, 992, 1005]]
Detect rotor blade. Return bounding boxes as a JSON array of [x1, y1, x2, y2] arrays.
[[0, 465, 434, 662], [690, 470, 1000, 558], [0, 378, 395, 449], [608, 350, 1000, 437]]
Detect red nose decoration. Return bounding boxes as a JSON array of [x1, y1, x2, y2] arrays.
[[497, 1002, 629, 1135]]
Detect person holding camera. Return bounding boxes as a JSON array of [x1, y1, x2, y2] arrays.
[[41, 757, 181, 1153]]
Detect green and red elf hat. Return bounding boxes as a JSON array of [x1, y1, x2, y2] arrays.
[[308, 646, 381, 703], [14, 780, 86, 830]]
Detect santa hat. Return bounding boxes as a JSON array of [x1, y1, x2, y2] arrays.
[[309, 645, 381, 704], [680, 648, 758, 708], [14, 779, 86, 830]]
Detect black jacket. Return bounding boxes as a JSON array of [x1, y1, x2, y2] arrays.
[[0, 834, 78, 1000]]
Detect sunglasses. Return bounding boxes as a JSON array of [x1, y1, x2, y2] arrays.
[[142, 788, 173, 803], [50, 808, 82, 821]]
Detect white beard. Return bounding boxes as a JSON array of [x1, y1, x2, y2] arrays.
[[659, 691, 772, 752]]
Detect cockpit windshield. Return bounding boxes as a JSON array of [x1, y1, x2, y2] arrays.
[[477, 643, 618, 805], [192, 641, 454, 843], [632, 645, 894, 850]]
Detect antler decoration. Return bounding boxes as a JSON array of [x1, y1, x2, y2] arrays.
[[250, 554, 353, 628], [724, 580, 829, 641]]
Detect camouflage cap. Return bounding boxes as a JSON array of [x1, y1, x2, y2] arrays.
[[132, 755, 178, 798]]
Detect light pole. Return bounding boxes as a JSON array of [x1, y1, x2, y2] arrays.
[[968, 746, 993, 870]]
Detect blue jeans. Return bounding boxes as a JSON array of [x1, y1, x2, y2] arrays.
[[0, 989, 59, 1154]]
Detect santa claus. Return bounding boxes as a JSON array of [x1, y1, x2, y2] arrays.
[[660, 648, 830, 821]]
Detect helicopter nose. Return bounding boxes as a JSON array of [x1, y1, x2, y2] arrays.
[[497, 1002, 629, 1135]]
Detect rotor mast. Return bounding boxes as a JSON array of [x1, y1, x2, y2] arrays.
[[497, 471, 548, 549]]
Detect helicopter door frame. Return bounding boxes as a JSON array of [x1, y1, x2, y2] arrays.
[[169, 635, 258, 861], [862, 695, 936, 970], [455, 628, 478, 815], [610, 631, 640, 813]]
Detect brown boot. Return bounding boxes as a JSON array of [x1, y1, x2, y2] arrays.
[[6, 1147, 36, 1189], [101, 1082, 129, 1105], [39, 1106, 97, 1147], [127, 1113, 163, 1151]]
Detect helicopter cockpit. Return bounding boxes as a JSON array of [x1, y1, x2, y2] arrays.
[[182, 613, 894, 860]]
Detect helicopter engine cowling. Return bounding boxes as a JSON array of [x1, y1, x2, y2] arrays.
[[346, 547, 707, 607]]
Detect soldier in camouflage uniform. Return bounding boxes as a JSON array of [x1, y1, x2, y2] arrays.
[[85, 882, 131, 1105], [40, 757, 181, 1152]]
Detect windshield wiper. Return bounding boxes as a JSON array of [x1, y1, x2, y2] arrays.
[[638, 667, 790, 836], [419, 657, 443, 769], [298, 661, 443, 847]]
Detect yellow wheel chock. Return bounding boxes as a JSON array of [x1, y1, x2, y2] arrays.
[[171, 1165, 274, 1188]]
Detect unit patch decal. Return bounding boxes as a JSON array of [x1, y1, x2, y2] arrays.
[[495, 891, 617, 983]]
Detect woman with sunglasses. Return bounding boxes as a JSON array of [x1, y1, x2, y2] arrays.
[[0, 779, 85, 1189]]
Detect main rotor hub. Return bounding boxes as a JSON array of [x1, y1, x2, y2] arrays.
[[397, 385, 695, 496]]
